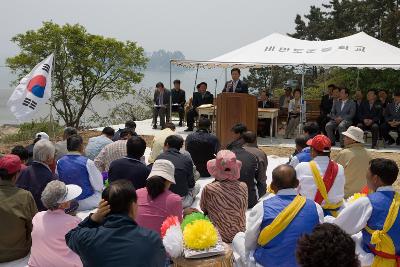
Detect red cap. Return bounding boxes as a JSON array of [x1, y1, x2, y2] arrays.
[[306, 134, 331, 152], [0, 154, 22, 175]]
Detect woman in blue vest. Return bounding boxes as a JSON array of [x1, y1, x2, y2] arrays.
[[56, 135, 103, 211]]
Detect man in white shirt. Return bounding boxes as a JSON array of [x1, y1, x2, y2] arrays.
[[327, 158, 400, 267], [295, 134, 345, 216], [232, 164, 324, 267]]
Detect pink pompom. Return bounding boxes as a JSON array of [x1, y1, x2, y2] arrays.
[[161, 216, 180, 238]]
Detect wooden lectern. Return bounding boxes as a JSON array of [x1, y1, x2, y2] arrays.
[[216, 93, 258, 148]]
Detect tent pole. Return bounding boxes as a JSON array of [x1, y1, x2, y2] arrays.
[[225, 68, 228, 83], [300, 65, 306, 134], [169, 60, 172, 122], [193, 64, 199, 93]]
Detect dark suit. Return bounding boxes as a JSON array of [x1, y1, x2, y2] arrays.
[[153, 89, 171, 128], [317, 94, 334, 133], [258, 100, 275, 137], [357, 100, 382, 147], [325, 100, 356, 146], [186, 91, 214, 130], [381, 102, 400, 143], [171, 89, 186, 123], [222, 80, 248, 94], [354, 100, 363, 126]]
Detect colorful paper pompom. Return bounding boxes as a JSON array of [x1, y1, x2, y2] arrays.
[[161, 216, 180, 238], [181, 212, 210, 231], [163, 225, 184, 258], [183, 219, 218, 250]]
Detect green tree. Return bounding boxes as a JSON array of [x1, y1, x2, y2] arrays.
[[7, 22, 147, 127]]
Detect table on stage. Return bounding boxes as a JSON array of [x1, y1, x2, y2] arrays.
[[197, 105, 279, 142]]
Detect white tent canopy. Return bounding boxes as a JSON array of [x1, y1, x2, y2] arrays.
[[172, 32, 400, 69]]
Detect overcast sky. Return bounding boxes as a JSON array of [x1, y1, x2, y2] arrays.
[[0, 0, 327, 62]]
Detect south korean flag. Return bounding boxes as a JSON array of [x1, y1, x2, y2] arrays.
[[7, 53, 54, 121]]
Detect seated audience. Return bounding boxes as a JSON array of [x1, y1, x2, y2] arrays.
[[57, 135, 103, 211], [329, 158, 399, 267], [55, 127, 78, 161], [232, 164, 323, 267], [353, 89, 364, 126], [66, 180, 166, 267], [357, 89, 382, 148], [380, 89, 400, 146], [185, 82, 214, 132], [11, 145, 29, 170], [156, 135, 199, 208], [258, 90, 275, 138], [171, 79, 186, 127], [85, 127, 115, 160], [326, 87, 356, 147], [136, 159, 182, 235], [378, 88, 391, 110], [148, 122, 176, 164], [28, 181, 82, 267], [242, 131, 268, 188], [112, 120, 137, 141], [227, 123, 247, 150], [108, 136, 150, 190], [25, 132, 50, 165], [17, 139, 56, 211], [279, 87, 293, 113], [296, 223, 360, 267], [231, 141, 263, 209], [153, 82, 171, 129], [200, 150, 248, 243], [285, 88, 302, 139], [334, 126, 372, 198], [95, 128, 135, 172], [295, 135, 345, 216], [317, 84, 338, 134], [185, 117, 220, 177], [289, 135, 311, 168], [303, 122, 320, 139], [0, 155, 37, 263]]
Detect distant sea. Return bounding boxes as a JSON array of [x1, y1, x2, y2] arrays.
[[0, 67, 233, 126]]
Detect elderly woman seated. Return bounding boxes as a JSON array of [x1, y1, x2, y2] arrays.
[[200, 150, 248, 243], [28, 180, 83, 267]]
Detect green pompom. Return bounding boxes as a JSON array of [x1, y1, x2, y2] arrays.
[[181, 212, 210, 231]]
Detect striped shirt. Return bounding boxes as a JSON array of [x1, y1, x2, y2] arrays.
[[94, 140, 127, 172], [200, 180, 248, 243]]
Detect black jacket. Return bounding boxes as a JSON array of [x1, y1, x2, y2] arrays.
[[16, 162, 55, 211], [385, 102, 400, 122], [66, 214, 166, 267], [192, 91, 214, 109], [108, 157, 150, 190], [359, 100, 382, 123], [171, 89, 186, 106], [153, 89, 171, 106], [156, 148, 195, 197], [222, 80, 249, 94], [231, 147, 261, 208], [319, 94, 333, 115], [186, 129, 220, 177], [258, 100, 274, 109]]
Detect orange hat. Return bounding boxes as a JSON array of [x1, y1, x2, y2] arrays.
[[307, 134, 331, 153]]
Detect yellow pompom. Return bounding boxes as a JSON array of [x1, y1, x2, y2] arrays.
[[183, 219, 218, 250]]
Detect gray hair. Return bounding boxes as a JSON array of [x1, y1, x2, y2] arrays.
[[33, 139, 55, 163], [41, 180, 66, 210]]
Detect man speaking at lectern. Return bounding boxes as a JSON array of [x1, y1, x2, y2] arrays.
[[222, 68, 249, 94]]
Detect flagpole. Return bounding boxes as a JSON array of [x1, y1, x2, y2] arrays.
[[50, 50, 56, 140]]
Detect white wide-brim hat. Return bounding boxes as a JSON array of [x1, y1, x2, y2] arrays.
[[148, 159, 176, 184], [342, 126, 365, 144], [58, 184, 82, 203]]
